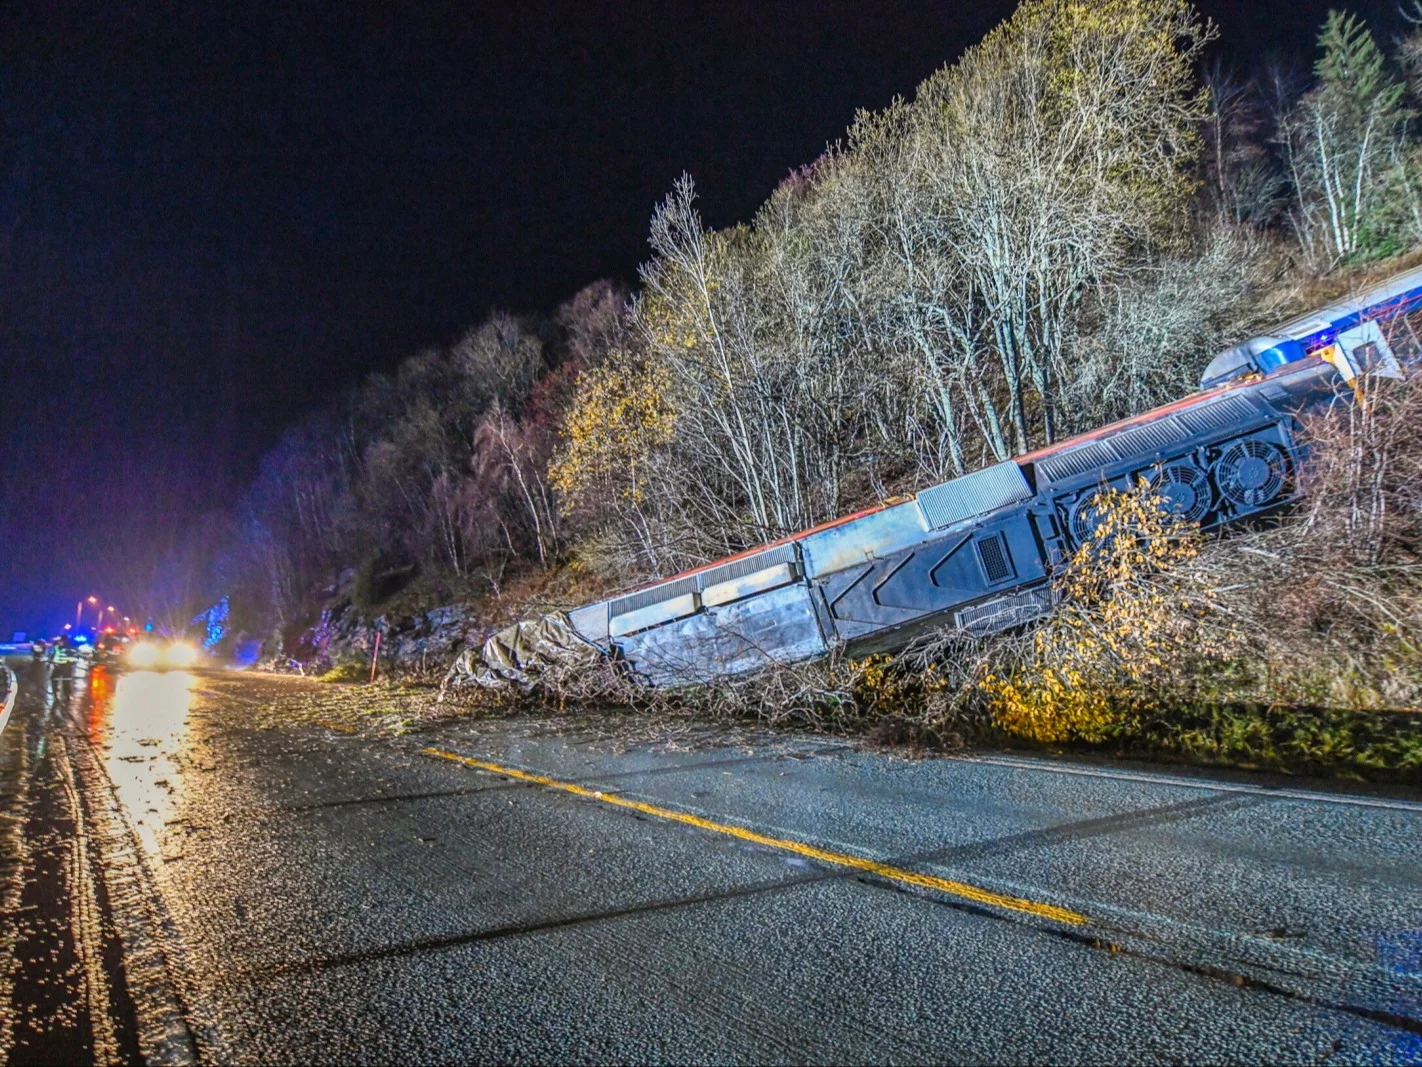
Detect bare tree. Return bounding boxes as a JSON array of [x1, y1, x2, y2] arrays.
[[855, 0, 1212, 456], [1202, 62, 1289, 227], [473, 403, 562, 568], [1069, 225, 1278, 426], [554, 0, 1218, 570]]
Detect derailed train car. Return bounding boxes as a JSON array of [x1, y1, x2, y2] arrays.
[[465, 266, 1422, 689]]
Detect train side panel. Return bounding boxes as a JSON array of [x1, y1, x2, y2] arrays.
[[553, 266, 1422, 689]]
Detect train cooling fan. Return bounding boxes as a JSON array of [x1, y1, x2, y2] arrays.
[[1144, 463, 1212, 523], [1068, 492, 1111, 545], [1213, 438, 1286, 509]]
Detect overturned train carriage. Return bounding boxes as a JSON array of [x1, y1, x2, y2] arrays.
[[467, 266, 1422, 690]]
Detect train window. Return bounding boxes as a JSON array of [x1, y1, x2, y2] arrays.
[[1386, 309, 1422, 362], [1340, 320, 1404, 379], [1351, 340, 1404, 378]]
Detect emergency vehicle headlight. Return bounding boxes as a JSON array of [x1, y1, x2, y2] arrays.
[[128, 641, 160, 668], [163, 642, 197, 668]]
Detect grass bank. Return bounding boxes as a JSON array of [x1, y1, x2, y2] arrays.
[[1097, 703, 1422, 784]]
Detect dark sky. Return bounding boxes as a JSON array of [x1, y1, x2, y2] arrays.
[[0, 0, 1403, 635]]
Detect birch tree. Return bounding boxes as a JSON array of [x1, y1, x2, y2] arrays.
[[1282, 11, 1409, 266], [552, 0, 1217, 567], [855, 0, 1212, 453]]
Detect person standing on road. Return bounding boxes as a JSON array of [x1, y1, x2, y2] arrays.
[[46, 634, 76, 703]]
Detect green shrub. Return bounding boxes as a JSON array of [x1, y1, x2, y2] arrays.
[[318, 661, 369, 685], [1116, 703, 1422, 782]]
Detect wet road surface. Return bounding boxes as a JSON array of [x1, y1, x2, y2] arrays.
[[1, 662, 1420, 1064]]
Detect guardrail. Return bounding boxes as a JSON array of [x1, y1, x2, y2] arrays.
[[0, 665, 16, 738]]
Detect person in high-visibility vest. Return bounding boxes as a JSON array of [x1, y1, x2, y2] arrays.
[[47, 636, 77, 700]]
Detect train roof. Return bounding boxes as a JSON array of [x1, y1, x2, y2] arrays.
[[1274, 264, 1422, 343]]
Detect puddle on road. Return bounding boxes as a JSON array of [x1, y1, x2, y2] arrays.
[[82, 666, 195, 855]]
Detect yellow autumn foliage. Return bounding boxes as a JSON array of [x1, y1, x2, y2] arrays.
[[549, 358, 676, 510], [981, 485, 1211, 743], [851, 653, 952, 716]]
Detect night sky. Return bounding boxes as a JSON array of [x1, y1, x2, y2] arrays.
[[0, 0, 1402, 635]]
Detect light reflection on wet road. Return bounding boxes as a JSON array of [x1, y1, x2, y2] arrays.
[[86, 668, 195, 855]]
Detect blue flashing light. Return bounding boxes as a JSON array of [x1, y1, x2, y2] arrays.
[[200, 596, 229, 650]]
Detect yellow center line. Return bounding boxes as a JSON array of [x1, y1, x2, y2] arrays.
[[420, 746, 1089, 926]]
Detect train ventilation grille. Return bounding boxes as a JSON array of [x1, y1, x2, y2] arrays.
[[1213, 439, 1286, 509], [956, 587, 1054, 635], [976, 533, 1015, 584]]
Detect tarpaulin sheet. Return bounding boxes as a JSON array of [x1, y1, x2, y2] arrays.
[[445, 611, 605, 690]]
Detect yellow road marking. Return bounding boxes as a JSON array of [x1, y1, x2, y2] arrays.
[[420, 746, 1088, 926]]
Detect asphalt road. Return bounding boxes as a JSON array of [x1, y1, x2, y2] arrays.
[[1, 662, 1420, 1064]]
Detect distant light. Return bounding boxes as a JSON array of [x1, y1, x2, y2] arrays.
[[164, 642, 198, 668], [104, 626, 115, 634], [128, 641, 159, 668], [88, 596, 98, 604], [63, 623, 72, 630], [74, 634, 89, 644]]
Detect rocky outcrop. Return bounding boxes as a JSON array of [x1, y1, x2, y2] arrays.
[[262, 601, 486, 678], [367, 605, 481, 676]]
